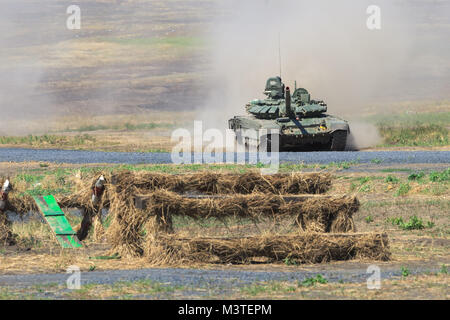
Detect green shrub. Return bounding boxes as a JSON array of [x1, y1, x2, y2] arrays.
[[300, 274, 328, 287], [408, 172, 424, 181], [440, 264, 448, 274], [385, 175, 399, 183], [401, 215, 424, 230], [395, 183, 411, 196], [429, 168, 450, 182], [401, 266, 410, 277], [388, 215, 433, 230]]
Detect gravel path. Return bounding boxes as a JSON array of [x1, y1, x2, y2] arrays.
[[0, 148, 449, 165], [0, 263, 444, 298]]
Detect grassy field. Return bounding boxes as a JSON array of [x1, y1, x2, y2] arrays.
[[1, 109, 449, 152], [366, 108, 450, 148], [0, 0, 449, 300], [0, 163, 450, 282], [0, 1, 448, 152], [0, 162, 448, 300], [0, 111, 195, 152]]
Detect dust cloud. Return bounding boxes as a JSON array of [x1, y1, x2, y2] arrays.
[[0, 2, 67, 135], [197, 0, 450, 149]]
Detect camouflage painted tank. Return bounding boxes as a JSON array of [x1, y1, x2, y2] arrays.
[[228, 76, 350, 151]]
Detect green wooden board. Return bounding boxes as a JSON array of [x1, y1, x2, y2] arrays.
[[33, 195, 82, 249], [56, 235, 82, 249], [46, 216, 76, 235]]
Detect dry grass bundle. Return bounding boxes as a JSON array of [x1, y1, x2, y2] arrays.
[[111, 171, 185, 195], [111, 171, 332, 195], [147, 190, 283, 220], [288, 197, 359, 233], [0, 212, 16, 245], [107, 190, 358, 256], [6, 194, 37, 214], [145, 232, 391, 265], [106, 180, 155, 257], [139, 190, 357, 232], [232, 172, 332, 194]]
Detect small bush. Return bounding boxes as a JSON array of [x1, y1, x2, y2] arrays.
[[408, 172, 424, 181], [401, 266, 410, 277], [359, 177, 371, 184], [300, 274, 328, 287], [371, 158, 382, 164], [440, 264, 448, 274], [365, 216, 374, 223], [388, 216, 433, 230], [395, 183, 411, 196], [401, 216, 424, 230], [385, 175, 399, 183], [429, 168, 450, 182]]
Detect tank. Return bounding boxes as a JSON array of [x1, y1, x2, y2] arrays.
[[228, 76, 350, 151]]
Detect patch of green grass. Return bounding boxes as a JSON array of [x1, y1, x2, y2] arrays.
[[369, 111, 450, 147], [378, 124, 448, 147], [439, 264, 448, 274], [371, 158, 382, 164], [365, 215, 374, 223], [0, 134, 96, 146], [328, 160, 360, 170], [359, 184, 371, 192], [426, 221, 436, 229], [429, 168, 450, 182], [300, 274, 328, 287], [241, 282, 296, 296], [66, 279, 183, 299], [408, 172, 425, 181], [401, 266, 410, 277], [401, 216, 425, 230], [358, 177, 371, 184], [385, 175, 399, 183], [381, 168, 413, 173], [394, 183, 411, 197], [387, 215, 435, 230]]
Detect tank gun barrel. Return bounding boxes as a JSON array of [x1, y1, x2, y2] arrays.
[[285, 87, 292, 117]]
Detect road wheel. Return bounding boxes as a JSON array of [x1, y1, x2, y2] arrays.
[[330, 130, 347, 151]]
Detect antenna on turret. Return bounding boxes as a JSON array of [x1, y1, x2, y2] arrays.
[[278, 32, 282, 79]]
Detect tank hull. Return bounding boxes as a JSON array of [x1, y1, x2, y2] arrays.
[[228, 114, 349, 151]]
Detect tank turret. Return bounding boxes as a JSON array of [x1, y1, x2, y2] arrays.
[[229, 76, 350, 151]]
